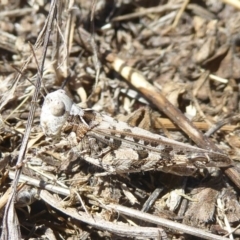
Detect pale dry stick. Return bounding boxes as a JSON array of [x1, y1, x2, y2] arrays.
[[8, 170, 93, 208], [1, 1, 58, 239], [52, 0, 62, 84], [209, 74, 228, 84], [72, 189, 91, 218], [1, 204, 20, 240], [40, 190, 167, 239], [55, 22, 68, 71], [156, 118, 237, 132], [121, 184, 138, 205], [88, 0, 101, 101], [200, 69, 228, 84], [26, 164, 68, 189], [28, 43, 49, 96], [112, 3, 181, 22], [8, 171, 70, 196], [225, 224, 240, 238], [66, 0, 76, 53], [171, 0, 189, 29], [109, 204, 230, 240], [111, 3, 214, 23], [120, 215, 139, 228], [217, 198, 233, 240], [221, 0, 240, 10], [61, 0, 75, 79]]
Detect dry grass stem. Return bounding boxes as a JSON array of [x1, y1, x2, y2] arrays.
[[0, 1, 240, 239]]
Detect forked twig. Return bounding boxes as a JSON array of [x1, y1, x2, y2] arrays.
[[1, 1, 58, 239]]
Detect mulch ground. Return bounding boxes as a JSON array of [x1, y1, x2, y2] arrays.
[[0, 0, 240, 239]]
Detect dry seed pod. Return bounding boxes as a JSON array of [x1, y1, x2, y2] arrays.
[[40, 90, 73, 137]]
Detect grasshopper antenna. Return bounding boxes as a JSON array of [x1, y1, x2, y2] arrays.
[[28, 42, 48, 96]]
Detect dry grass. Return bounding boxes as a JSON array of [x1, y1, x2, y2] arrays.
[[0, 0, 240, 239]]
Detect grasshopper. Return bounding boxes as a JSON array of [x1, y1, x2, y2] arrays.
[[40, 89, 232, 176]]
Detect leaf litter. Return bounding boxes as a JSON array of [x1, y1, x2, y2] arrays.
[[0, 0, 240, 239]]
